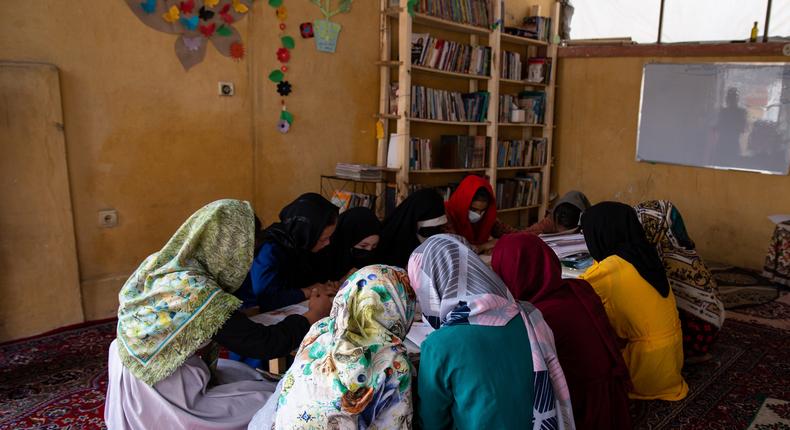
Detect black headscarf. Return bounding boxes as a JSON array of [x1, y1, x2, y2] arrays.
[[263, 193, 339, 251], [378, 188, 447, 268], [581, 201, 670, 297], [313, 207, 382, 281], [263, 193, 339, 288]]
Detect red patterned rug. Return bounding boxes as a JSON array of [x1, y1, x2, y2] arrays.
[[0, 305, 787, 429], [0, 320, 116, 430]]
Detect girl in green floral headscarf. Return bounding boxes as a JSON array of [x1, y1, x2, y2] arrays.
[[251, 265, 416, 429], [106, 199, 332, 430]]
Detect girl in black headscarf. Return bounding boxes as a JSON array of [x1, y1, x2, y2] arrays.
[[235, 193, 339, 312], [378, 188, 447, 268], [313, 207, 382, 282], [579, 202, 688, 401]]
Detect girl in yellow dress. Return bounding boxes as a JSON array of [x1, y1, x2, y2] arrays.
[[579, 202, 688, 401]]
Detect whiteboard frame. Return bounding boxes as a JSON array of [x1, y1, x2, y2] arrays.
[[635, 62, 790, 176]]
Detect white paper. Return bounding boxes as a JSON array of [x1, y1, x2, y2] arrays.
[[249, 301, 309, 326], [386, 134, 402, 169], [768, 214, 790, 226], [404, 320, 435, 353], [540, 233, 590, 259]]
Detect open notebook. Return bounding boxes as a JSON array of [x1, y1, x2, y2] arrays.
[[250, 301, 435, 354]]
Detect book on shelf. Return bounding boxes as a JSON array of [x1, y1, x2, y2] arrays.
[[407, 181, 460, 201], [334, 163, 385, 181], [496, 173, 542, 209], [522, 16, 552, 41], [526, 57, 552, 84], [499, 94, 519, 124], [517, 90, 546, 124], [411, 33, 491, 76], [497, 138, 547, 168], [392, 0, 494, 28], [411, 85, 489, 122], [331, 190, 377, 213], [409, 135, 489, 170], [500, 50, 523, 81]]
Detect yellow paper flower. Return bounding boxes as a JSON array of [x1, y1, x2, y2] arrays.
[[276, 6, 288, 21], [162, 5, 180, 23], [232, 0, 249, 14], [204, 0, 220, 7]]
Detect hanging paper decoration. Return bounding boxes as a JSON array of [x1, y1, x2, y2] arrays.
[[299, 22, 314, 39], [269, 0, 294, 133], [309, 0, 352, 53], [124, 0, 253, 71]]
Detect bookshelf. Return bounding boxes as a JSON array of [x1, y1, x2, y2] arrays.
[[377, 0, 560, 226]]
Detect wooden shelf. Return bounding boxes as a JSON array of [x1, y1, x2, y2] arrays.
[[412, 65, 491, 80], [497, 165, 544, 171], [498, 205, 541, 213], [410, 168, 488, 173], [500, 33, 549, 47], [498, 123, 546, 128], [386, 9, 493, 36], [409, 118, 489, 126], [499, 78, 548, 87], [375, 113, 401, 119]]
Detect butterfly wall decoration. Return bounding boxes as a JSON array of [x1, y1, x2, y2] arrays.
[[124, 0, 253, 70]]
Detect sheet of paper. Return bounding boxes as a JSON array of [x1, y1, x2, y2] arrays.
[[250, 301, 309, 326], [404, 320, 435, 353], [540, 233, 589, 259], [768, 214, 790, 225]]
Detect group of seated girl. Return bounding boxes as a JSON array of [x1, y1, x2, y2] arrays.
[[105, 178, 724, 429]]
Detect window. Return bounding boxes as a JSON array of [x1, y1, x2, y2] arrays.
[[569, 0, 790, 43]]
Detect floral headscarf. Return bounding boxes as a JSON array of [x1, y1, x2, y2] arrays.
[[274, 265, 416, 429], [634, 200, 725, 327], [116, 199, 253, 385], [408, 234, 575, 430]]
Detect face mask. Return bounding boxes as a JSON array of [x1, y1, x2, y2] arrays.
[[468, 211, 483, 224], [350, 247, 373, 263]]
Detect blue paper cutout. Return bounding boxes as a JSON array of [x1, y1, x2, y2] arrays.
[[140, 0, 156, 14], [180, 15, 199, 31]]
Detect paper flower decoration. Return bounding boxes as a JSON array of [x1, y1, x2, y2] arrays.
[[277, 81, 292, 96], [300, 22, 314, 38], [277, 48, 290, 62], [277, 119, 291, 133], [230, 42, 245, 60], [127, 0, 253, 71], [276, 6, 288, 21]]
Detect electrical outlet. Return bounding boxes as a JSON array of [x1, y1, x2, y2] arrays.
[[99, 209, 118, 228], [218, 81, 235, 96]]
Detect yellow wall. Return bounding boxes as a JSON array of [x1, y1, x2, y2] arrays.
[[249, 1, 380, 223], [554, 54, 790, 269], [0, 0, 380, 332]]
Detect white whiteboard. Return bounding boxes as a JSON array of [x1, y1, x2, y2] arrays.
[[636, 63, 790, 175]]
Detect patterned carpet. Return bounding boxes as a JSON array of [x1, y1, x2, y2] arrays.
[[0, 285, 787, 429]]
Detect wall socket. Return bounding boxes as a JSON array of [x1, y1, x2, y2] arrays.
[[99, 209, 118, 228], [218, 81, 235, 96]]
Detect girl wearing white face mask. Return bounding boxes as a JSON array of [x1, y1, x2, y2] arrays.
[[444, 175, 514, 255], [378, 188, 448, 268]]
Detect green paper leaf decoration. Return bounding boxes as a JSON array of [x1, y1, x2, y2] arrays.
[[268, 0, 283, 7], [269, 70, 284, 82], [217, 25, 233, 36], [280, 110, 294, 124], [407, 0, 417, 16], [338, 0, 353, 13], [281, 36, 295, 49]]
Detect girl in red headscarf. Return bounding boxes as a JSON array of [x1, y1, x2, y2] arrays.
[[492, 233, 632, 430], [444, 175, 501, 250]]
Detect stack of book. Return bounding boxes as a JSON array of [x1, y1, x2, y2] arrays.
[[411, 85, 489, 122], [526, 58, 552, 84], [496, 173, 541, 209], [501, 50, 523, 81], [518, 90, 546, 124], [403, 0, 494, 28], [410, 135, 489, 170], [412, 34, 491, 76], [497, 138, 547, 167], [330, 191, 377, 212], [522, 16, 551, 41], [335, 163, 385, 181]]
